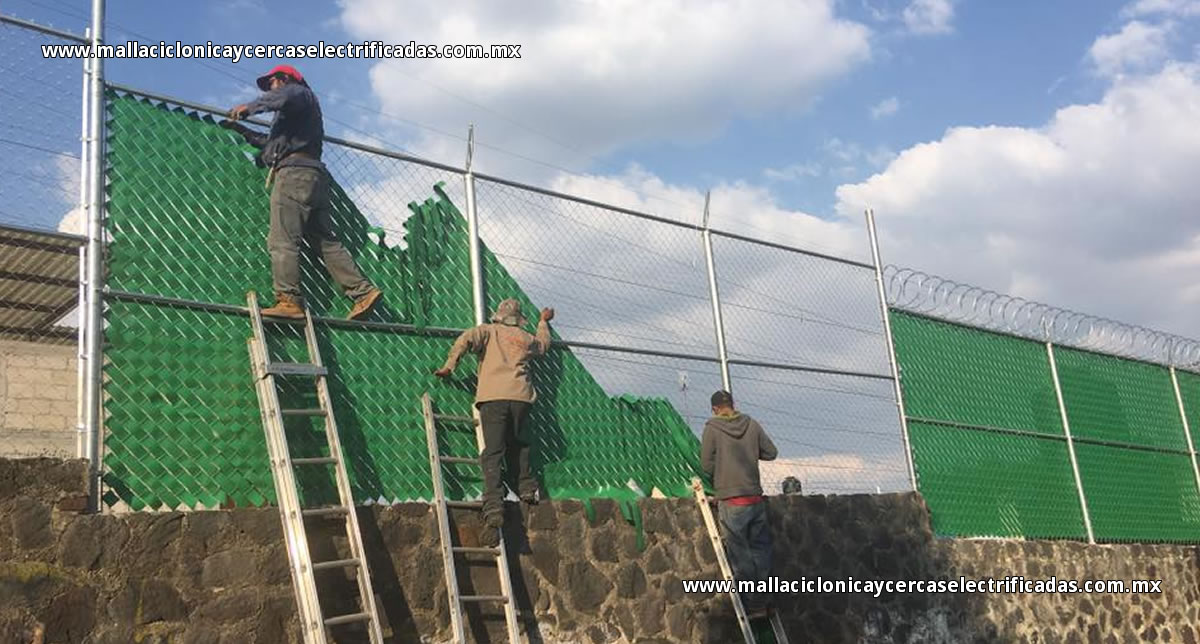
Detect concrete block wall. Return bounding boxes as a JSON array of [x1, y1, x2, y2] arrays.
[[0, 340, 78, 458]]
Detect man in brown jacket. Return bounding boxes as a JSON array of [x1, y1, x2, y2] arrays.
[[435, 299, 554, 546]]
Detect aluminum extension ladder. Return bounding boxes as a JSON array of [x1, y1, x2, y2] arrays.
[[421, 392, 522, 643], [246, 291, 384, 644], [692, 478, 789, 644]]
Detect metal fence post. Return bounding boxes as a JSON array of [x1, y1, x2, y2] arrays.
[[463, 124, 485, 326], [75, 29, 91, 460], [864, 209, 917, 491], [700, 191, 731, 393], [1044, 333, 1096, 543], [84, 0, 106, 510], [1167, 347, 1200, 496]]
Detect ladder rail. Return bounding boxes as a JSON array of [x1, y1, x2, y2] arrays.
[[423, 393, 468, 643], [301, 306, 385, 644], [692, 478, 790, 643], [248, 296, 326, 643], [692, 478, 757, 643], [251, 340, 325, 641], [425, 393, 522, 643]]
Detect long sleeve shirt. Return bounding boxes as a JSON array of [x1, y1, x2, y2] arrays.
[[441, 321, 552, 404], [242, 83, 324, 170]]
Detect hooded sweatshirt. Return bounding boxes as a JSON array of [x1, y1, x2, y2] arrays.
[[701, 411, 778, 499]]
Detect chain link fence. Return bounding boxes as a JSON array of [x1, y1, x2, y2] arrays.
[[96, 87, 910, 510], [0, 17, 88, 460], [0, 14, 911, 511], [887, 269, 1200, 543]]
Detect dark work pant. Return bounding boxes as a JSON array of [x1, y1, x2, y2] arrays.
[[267, 166, 372, 301], [477, 400, 535, 520], [718, 501, 773, 611]]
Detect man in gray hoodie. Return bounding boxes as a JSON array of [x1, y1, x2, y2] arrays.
[[701, 390, 779, 617]]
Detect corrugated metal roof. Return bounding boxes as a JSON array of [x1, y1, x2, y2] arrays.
[[0, 223, 84, 343]]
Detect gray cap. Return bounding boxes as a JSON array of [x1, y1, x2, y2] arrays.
[[491, 299, 527, 326]]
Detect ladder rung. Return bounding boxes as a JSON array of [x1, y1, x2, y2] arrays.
[[432, 413, 477, 424], [439, 456, 478, 465], [312, 557, 361, 572], [292, 457, 337, 466], [282, 408, 327, 417], [266, 362, 327, 377], [452, 546, 500, 556], [302, 506, 349, 518], [324, 612, 372, 626], [460, 595, 509, 604], [446, 500, 483, 509]]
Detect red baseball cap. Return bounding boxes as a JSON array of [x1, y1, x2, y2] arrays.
[[257, 64, 306, 91]]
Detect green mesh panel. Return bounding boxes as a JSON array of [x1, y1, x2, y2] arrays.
[[1173, 369, 1200, 452], [102, 92, 701, 510], [1053, 347, 1187, 451], [1073, 444, 1200, 542], [907, 421, 1085, 539], [889, 311, 1062, 434]]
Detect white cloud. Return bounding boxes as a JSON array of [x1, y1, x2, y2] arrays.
[[902, 0, 955, 35], [823, 138, 897, 178], [1123, 0, 1200, 18], [338, 0, 872, 179], [834, 63, 1200, 336], [764, 162, 822, 182], [870, 96, 901, 119], [1089, 20, 1173, 76]]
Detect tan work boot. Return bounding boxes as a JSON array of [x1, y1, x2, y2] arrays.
[[261, 293, 305, 319], [347, 287, 382, 320]]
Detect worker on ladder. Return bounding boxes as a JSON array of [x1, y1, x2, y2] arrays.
[[222, 64, 382, 320], [434, 299, 554, 546], [701, 390, 779, 620]]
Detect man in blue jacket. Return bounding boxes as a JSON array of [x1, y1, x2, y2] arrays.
[[701, 390, 779, 619], [225, 65, 381, 320]]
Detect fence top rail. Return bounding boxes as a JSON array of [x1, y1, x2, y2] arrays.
[[707, 227, 876, 270], [472, 171, 703, 232], [105, 83, 467, 175], [1, 13, 89, 44], [884, 265, 1200, 369]]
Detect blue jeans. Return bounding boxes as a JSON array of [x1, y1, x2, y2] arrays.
[[718, 500, 772, 611]]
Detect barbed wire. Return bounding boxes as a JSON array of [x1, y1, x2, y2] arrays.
[[883, 265, 1200, 368]]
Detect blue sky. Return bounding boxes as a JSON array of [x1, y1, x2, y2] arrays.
[[4, 0, 1173, 213]]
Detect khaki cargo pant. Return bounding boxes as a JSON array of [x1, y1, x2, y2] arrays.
[[267, 165, 372, 302]]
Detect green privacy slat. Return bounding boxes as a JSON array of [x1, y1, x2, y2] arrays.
[[892, 308, 1200, 543], [1053, 347, 1187, 451], [889, 311, 1063, 435], [908, 421, 1086, 539], [102, 91, 702, 510], [1073, 444, 1200, 543]]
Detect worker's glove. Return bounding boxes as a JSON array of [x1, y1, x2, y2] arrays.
[[539, 307, 555, 322]]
